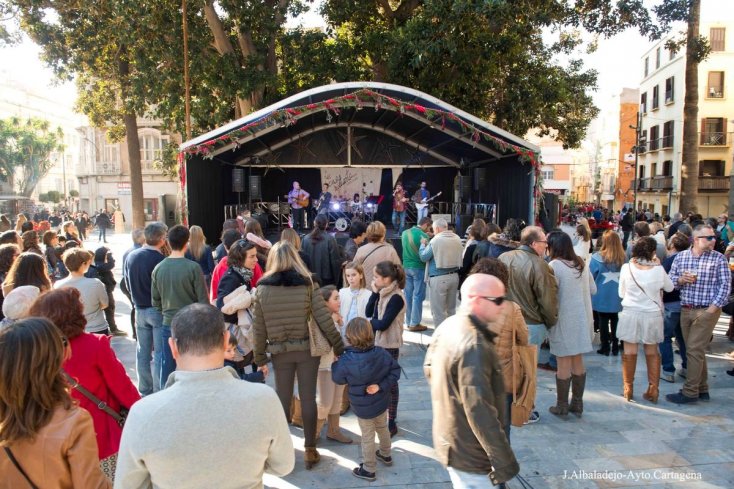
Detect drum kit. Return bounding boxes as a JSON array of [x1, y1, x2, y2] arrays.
[[326, 198, 376, 232]]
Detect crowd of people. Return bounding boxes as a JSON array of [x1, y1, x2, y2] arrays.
[[1, 205, 733, 489]]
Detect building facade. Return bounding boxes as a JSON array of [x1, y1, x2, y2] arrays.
[[76, 121, 179, 230], [635, 20, 734, 217]]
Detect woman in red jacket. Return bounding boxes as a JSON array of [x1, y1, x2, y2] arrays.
[[29, 287, 140, 480]]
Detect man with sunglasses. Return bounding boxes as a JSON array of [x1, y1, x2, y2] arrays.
[[424, 274, 519, 489], [667, 224, 730, 404]]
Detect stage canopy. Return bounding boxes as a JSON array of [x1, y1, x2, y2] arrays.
[[178, 82, 542, 240]]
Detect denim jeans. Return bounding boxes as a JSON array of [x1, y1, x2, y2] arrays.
[[135, 307, 164, 396], [98, 226, 107, 242], [404, 267, 426, 327], [392, 210, 406, 234], [660, 308, 680, 373], [528, 323, 548, 364], [159, 325, 177, 388], [417, 206, 429, 222]]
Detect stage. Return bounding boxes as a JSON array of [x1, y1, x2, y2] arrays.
[[178, 82, 543, 244]]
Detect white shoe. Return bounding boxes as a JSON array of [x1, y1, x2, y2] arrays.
[[661, 372, 675, 383], [523, 411, 540, 425], [677, 368, 687, 379]]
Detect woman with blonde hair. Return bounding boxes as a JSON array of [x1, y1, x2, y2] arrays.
[[280, 227, 312, 270], [252, 241, 344, 469], [0, 317, 111, 487], [590, 230, 626, 356], [184, 225, 215, 290], [14, 213, 27, 232], [62, 221, 81, 245], [353, 221, 400, 285], [573, 222, 592, 263]]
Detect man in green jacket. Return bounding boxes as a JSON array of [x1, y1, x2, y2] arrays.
[[401, 217, 432, 332]]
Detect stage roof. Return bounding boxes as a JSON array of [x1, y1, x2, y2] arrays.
[[179, 82, 541, 170]]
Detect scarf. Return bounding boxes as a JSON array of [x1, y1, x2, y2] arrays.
[[232, 266, 254, 286], [633, 258, 657, 267]]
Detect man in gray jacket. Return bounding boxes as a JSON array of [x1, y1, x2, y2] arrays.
[[115, 304, 294, 489], [424, 274, 519, 488], [419, 218, 463, 326]]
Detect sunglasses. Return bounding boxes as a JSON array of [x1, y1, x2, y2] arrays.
[[479, 296, 505, 306], [695, 235, 716, 241]]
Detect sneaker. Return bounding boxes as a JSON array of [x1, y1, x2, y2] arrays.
[[666, 391, 698, 404], [698, 392, 710, 401], [523, 411, 540, 425], [727, 368, 734, 377], [677, 368, 687, 379], [407, 324, 428, 332], [375, 450, 393, 466], [661, 371, 675, 383], [110, 329, 128, 337], [352, 464, 376, 481]]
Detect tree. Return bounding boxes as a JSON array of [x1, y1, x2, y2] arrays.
[[655, 0, 708, 213], [12, 0, 151, 228], [0, 117, 64, 198]]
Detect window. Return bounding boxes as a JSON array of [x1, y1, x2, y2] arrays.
[[541, 168, 554, 181], [638, 165, 645, 179], [651, 162, 657, 176], [139, 131, 167, 163], [700, 118, 726, 145], [669, 47, 675, 60], [652, 85, 659, 110], [663, 121, 674, 148], [707, 71, 724, 98], [656, 47, 661, 69], [143, 199, 158, 221], [649, 125, 660, 150], [664, 77, 674, 103], [644, 57, 649, 77], [662, 160, 673, 176], [640, 129, 648, 152], [95, 131, 120, 166], [710, 27, 726, 51], [640, 92, 647, 114], [700, 160, 725, 177]]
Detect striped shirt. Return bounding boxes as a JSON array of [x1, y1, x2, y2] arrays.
[[669, 249, 731, 308]]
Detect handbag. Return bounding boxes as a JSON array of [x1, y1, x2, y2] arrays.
[[510, 320, 537, 427], [722, 294, 734, 316], [4, 447, 39, 489], [62, 370, 127, 427], [306, 287, 331, 357]]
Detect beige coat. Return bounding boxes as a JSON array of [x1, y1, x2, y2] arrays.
[[353, 241, 401, 285]]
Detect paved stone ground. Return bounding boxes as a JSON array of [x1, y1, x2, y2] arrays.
[[99, 230, 734, 489]]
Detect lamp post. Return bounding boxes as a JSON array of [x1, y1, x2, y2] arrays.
[[630, 111, 644, 213]]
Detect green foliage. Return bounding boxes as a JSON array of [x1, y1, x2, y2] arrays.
[[0, 117, 64, 197], [69, 189, 79, 197], [39, 190, 64, 203], [0, 4, 20, 47]]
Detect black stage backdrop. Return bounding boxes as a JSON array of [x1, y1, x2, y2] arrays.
[[186, 159, 530, 244]]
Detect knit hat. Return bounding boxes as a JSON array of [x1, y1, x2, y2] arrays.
[[2, 285, 41, 320]]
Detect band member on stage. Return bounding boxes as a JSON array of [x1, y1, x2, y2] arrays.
[[316, 183, 332, 215], [413, 181, 431, 221], [288, 181, 310, 232], [392, 182, 408, 235]]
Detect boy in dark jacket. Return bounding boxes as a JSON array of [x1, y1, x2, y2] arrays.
[[332, 317, 401, 482], [86, 246, 125, 336]]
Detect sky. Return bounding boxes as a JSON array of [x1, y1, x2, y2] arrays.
[[0, 0, 729, 145]]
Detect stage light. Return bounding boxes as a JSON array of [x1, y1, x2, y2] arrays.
[[366, 203, 373, 209], [332, 202, 340, 210]]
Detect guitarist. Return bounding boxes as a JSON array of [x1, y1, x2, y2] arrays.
[[287, 181, 310, 232], [412, 181, 431, 221], [316, 183, 332, 215], [392, 182, 408, 235]]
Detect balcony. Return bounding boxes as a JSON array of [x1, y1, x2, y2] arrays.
[[633, 178, 650, 190], [93, 162, 121, 175], [650, 176, 674, 190], [698, 176, 729, 191], [700, 132, 728, 146], [661, 135, 674, 148], [707, 87, 724, 98]]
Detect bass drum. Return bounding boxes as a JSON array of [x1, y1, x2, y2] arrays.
[[334, 217, 351, 232]]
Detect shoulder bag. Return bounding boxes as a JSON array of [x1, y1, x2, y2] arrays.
[[62, 370, 127, 427], [306, 287, 332, 357], [3, 447, 39, 489], [510, 319, 537, 427], [628, 263, 664, 314]]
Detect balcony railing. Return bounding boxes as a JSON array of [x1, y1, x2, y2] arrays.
[[650, 176, 673, 190], [661, 135, 674, 148], [96, 162, 121, 175], [698, 176, 729, 190], [700, 132, 727, 146], [649, 138, 660, 151], [707, 87, 724, 98]]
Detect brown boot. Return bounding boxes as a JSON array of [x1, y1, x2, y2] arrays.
[[326, 413, 353, 444], [548, 376, 571, 416], [642, 353, 661, 404], [290, 397, 303, 427], [622, 354, 637, 401], [340, 388, 350, 415], [304, 446, 320, 470], [315, 418, 326, 441], [568, 372, 586, 417]]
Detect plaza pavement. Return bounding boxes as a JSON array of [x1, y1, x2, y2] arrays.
[[96, 230, 734, 489]]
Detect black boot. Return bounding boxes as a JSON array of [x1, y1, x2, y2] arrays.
[[611, 339, 619, 356]]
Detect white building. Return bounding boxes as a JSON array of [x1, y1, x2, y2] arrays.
[[636, 15, 734, 217]]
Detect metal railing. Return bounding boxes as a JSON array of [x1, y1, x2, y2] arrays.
[[700, 132, 727, 146], [698, 176, 729, 190], [650, 176, 673, 190]]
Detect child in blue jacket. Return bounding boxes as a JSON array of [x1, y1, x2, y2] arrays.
[[332, 317, 400, 482]]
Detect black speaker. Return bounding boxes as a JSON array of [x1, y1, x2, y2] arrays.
[[473, 167, 487, 191], [232, 168, 245, 193], [249, 175, 262, 200], [459, 175, 473, 200], [455, 214, 473, 237]]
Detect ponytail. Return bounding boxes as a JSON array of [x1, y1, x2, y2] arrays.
[[374, 261, 405, 289]]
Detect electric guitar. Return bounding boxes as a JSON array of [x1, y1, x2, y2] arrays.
[[415, 191, 442, 210]]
